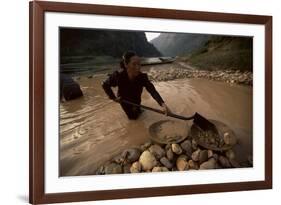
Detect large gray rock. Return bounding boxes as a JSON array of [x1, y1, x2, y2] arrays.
[[160, 157, 173, 169], [166, 148, 174, 161], [149, 144, 166, 160], [191, 149, 201, 162], [200, 158, 216, 169], [122, 148, 141, 163], [139, 150, 158, 171], [199, 150, 209, 164], [180, 140, 193, 157]]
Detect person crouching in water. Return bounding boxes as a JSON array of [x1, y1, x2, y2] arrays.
[[102, 51, 171, 120]]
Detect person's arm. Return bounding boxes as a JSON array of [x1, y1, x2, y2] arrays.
[[102, 71, 119, 100], [143, 74, 165, 106], [143, 74, 171, 115]]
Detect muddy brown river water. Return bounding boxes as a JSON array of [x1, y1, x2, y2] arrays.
[[60, 74, 252, 176]]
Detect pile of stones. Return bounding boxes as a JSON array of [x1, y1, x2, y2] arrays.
[[95, 137, 252, 175], [147, 68, 252, 86]]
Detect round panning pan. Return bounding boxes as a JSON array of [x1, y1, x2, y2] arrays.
[[149, 120, 191, 144]]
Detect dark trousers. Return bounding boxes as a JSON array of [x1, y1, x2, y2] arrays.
[[120, 103, 142, 120]]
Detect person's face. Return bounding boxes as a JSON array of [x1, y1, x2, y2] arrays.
[[125, 56, 141, 76]]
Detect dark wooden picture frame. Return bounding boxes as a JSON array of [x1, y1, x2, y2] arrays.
[[29, 1, 272, 204]]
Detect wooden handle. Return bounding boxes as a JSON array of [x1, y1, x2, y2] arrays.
[[120, 100, 194, 121]]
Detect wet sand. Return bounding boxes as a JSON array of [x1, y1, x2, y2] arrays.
[[60, 73, 252, 176]]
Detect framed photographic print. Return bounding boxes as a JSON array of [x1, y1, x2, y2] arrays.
[[29, 1, 272, 204]]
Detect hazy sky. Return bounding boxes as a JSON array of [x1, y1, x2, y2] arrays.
[[145, 32, 161, 42]]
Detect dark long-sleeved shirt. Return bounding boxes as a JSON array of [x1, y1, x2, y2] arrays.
[[102, 70, 164, 106]]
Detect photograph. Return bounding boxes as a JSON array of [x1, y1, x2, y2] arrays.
[[59, 28, 253, 176], [29, 1, 272, 203]]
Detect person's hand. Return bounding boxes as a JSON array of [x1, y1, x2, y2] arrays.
[[161, 103, 171, 116]]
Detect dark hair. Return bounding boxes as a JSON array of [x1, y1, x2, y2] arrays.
[[120, 50, 137, 70]]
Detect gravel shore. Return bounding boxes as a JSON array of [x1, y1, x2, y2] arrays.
[[147, 67, 252, 86]]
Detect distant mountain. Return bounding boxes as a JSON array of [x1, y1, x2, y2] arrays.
[[188, 36, 253, 71], [150, 33, 212, 57], [60, 28, 161, 61]]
